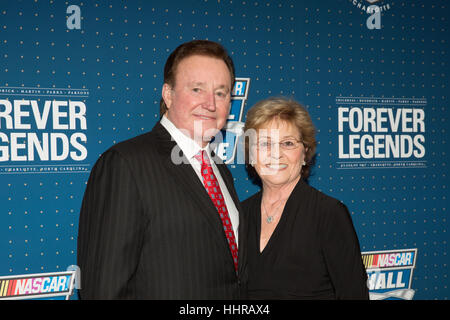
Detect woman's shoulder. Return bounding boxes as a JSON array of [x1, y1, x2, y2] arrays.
[[302, 184, 354, 237], [240, 190, 262, 212], [300, 181, 347, 214]]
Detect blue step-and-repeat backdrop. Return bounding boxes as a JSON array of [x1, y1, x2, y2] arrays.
[[0, 0, 448, 300]]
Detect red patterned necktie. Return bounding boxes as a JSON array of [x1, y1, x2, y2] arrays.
[[194, 150, 238, 272]]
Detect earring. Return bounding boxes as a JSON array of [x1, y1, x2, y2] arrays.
[[302, 161, 306, 166]]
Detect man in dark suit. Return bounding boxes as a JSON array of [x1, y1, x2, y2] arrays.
[[77, 40, 247, 299]]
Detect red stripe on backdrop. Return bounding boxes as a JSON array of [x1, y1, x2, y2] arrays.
[[7, 279, 17, 296]]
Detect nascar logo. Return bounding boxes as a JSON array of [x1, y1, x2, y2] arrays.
[[213, 78, 250, 164], [362, 248, 417, 300], [0, 271, 76, 300]]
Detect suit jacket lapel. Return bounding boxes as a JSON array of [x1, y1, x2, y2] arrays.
[[151, 122, 231, 253]]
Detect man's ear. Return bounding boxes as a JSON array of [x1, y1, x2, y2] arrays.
[[162, 83, 173, 109]]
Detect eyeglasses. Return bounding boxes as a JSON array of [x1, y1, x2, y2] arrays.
[[255, 138, 304, 151]]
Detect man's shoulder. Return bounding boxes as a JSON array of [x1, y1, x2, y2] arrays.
[[99, 130, 162, 166], [111, 131, 155, 152]]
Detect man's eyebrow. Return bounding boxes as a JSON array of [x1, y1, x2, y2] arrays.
[[216, 85, 230, 92], [189, 82, 230, 92], [189, 81, 206, 87]]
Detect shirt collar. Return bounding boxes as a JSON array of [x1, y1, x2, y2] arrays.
[[160, 115, 211, 160]]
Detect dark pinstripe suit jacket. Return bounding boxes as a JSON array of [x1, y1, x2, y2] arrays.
[[77, 122, 247, 299]]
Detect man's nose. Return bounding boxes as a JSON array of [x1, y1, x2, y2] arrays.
[[203, 91, 216, 111]]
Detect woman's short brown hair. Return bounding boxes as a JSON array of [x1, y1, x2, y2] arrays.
[[159, 40, 235, 116], [244, 97, 317, 180]]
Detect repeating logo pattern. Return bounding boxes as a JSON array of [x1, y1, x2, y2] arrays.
[[362, 249, 417, 300], [0, 270, 77, 300]]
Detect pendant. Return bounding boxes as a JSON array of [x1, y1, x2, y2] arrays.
[[266, 216, 273, 223]]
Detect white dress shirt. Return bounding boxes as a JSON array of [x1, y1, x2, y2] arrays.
[[160, 116, 239, 246]]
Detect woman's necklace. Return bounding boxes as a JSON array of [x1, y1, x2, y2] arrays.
[[262, 197, 284, 224]]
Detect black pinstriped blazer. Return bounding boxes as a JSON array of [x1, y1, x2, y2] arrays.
[[77, 122, 247, 299]]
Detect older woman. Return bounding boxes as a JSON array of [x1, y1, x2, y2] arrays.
[[242, 97, 369, 299]]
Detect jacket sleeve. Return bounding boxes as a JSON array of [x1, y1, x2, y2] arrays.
[[77, 149, 146, 299], [321, 200, 370, 300]]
